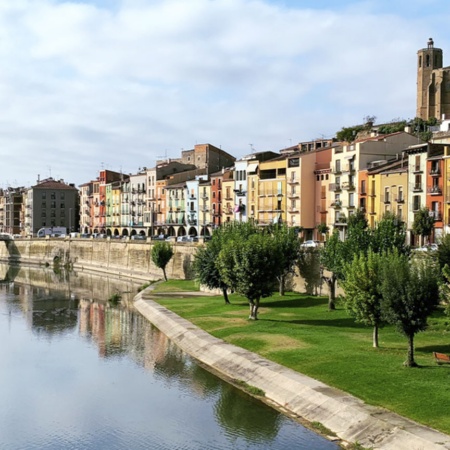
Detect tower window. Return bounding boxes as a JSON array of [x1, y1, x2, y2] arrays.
[[419, 56, 422, 68], [426, 54, 430, 67]]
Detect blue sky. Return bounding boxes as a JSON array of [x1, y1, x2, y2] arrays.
[[1, 0, 450, 187]]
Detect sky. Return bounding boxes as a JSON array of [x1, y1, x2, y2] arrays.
[[1, 0, 450, 188]]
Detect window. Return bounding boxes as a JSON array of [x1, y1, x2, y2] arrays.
[[60, 193, 65, 200], [360, 180, 366, 194], [51, 192, 56, 200], [349, 193, 354, 207], [397, 186, 403, 202], [41, 193, 46, 199]]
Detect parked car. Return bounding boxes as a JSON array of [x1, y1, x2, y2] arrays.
[[165, 236, 176, 242], [301, 240, 319, 248], [151, 234, 166, 241], [131, 235, 147, 241], [177, 236, 193, 243]]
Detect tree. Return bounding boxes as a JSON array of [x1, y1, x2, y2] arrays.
[[412, 207, 435, 246], [370, 211, 409, 255], [336, 125, 365, 142], [316, 222, 329, 237], [217, 233, 279, 320], [380, 252, 440, 367], [151, 242, 174, 281], [319, 231, 345, 310], [436, 233, 450, 271], [193, 230, 231, 304], [297, 247, 322, 295], [341, 250, 386, 348], [271, 225, 300, 295], [345, 209, 371, 256]]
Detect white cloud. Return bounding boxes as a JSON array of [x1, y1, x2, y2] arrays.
[[0, 0, 449, 186]]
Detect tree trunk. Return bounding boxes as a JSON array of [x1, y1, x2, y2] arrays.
[[222, 287, 230, 304], [162, 267, 167, 281], [322, 273, 336, 310], [278, 274, 285, 296], [404, 334, 418, 367], [248, 298, 260, 320], [373, 325, 379, 348]]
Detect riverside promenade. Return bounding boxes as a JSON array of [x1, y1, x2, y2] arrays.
[[134, 287, 450, 450]]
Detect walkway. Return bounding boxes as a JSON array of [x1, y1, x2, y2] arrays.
[[134, 288, 450, 450]]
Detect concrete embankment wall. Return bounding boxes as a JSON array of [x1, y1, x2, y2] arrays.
[[0, 239, 196, 282], [134, 291, 450, 450], [0, 238, 308, 291]]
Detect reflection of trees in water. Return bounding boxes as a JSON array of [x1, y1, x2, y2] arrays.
[[0, 263, 284, 444], [214, 384, 282, 444]]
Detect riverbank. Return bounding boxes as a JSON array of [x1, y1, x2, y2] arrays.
[[134, 286, 450, 450]]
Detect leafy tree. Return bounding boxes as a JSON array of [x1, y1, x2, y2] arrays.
[[217, 232, 279, 320], [193, 228, 231, 304], [440, 264, 450, 317], [271, 225, 300, 295], [336, 125, 365, 142], [341, 250, 386, 348], [316, 222, 329, 236], [380, 252, 440, 367], [436, 234, 450, 271], [319, 231, 345, 310], [345, 209, 371, 256], [297, 247, 322, 295], [412, 207, 435, 246], [370, 211, 409, 255], [377, 120, 407, 135], [151, 242, 174, 281]]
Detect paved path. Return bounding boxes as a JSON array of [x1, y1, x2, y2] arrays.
[[134, 288, 450, 450]]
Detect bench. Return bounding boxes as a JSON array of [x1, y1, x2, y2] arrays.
[[433, 352, 450, 365]]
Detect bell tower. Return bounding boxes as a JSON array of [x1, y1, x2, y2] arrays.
[[416, 38, 443, 120]]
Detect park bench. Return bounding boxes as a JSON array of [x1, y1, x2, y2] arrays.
[[433, 352, 450, 365]]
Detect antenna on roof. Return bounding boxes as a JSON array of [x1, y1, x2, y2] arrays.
[[249, 144, 255, 152]]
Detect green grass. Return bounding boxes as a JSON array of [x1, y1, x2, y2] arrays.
[[153, 279, 200, 292], [152, 281, 450, 435]]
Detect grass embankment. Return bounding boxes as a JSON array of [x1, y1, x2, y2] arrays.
[[152, 280, 450, 435]]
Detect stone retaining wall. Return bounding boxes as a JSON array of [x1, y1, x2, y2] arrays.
[[0, 238, 196, 282]]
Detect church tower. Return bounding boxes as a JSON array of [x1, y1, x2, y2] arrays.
[[416, 38, 444, 120]]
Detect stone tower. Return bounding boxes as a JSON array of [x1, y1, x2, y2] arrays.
[[416, 38, 450, 121]]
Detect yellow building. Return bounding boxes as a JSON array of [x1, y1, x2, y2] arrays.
[[221, 170, 234, 224], [257, 156, 287, 226]]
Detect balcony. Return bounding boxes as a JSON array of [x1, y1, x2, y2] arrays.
[[429, 168, 441, 176], [429, 211, 442, 221], [395, 197, 405, 203], [412, 184, 423, 192], [287, 192, 299, 199], [341, 182, 355, 191], [413, 165, 422, 173], [330, 200, 342, 208], [334, 215, 347, 226], [383, 196, 390, 204], [427, 186, 442, 195], [233, 189, 246, 197], [332, 167, 342, 175], [287, 178, 299, 184], [329, 183, 341, 192]]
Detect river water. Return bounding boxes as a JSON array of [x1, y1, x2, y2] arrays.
[[0, 264, 338, 450]]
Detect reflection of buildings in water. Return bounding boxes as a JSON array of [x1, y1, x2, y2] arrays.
[[143, 325, 169, 372]]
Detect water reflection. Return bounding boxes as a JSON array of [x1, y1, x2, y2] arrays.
[[0, 263, 337, 450]]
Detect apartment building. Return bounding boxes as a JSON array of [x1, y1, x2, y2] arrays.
[[25, 178, 78, 236], [329, 132, 422, 237]]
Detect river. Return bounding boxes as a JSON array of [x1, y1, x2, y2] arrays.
[[0, 264, 338, 450]]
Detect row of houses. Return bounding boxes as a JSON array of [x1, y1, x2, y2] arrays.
[[1, 123, 450, 245]]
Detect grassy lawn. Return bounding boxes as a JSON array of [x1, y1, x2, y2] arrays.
[[152, 281, 450, 435]]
